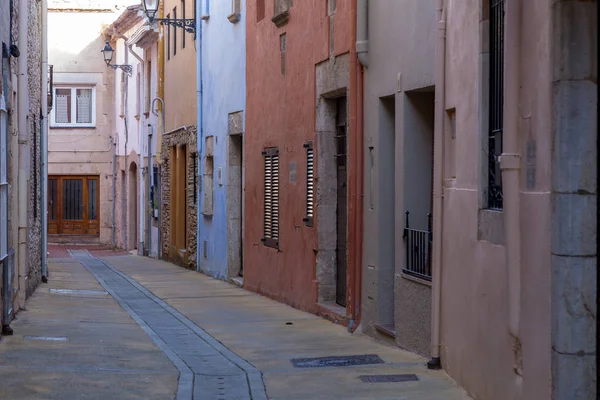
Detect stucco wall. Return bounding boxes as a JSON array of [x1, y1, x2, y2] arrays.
[[440, 0, 553, 399], [48, 6, 122, 244], [244, 0, 355, 313], [361, 0, 436, 353], [163, 0, 196, 131], [197, 0, 246, 280]]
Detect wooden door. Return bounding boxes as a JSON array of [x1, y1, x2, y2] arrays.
[[48, 175, 100, 235]]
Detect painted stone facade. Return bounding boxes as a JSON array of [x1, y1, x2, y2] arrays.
[[1, 0, 44, 324], [197, 0, 246, 281], [244, 0, 362, 323], [160, 126, 198, 270]]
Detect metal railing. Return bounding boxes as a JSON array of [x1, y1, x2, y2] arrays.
[[402, 211, 432, 281]]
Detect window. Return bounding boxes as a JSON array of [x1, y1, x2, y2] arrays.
[[173, 7, 177, 56], [280, 33, 286, 75], [262, 147, 279, 248], [51, 86, 96, 128], [145, 59, 152, 114], [203, 136, 214, 215], [167, 13, 171, 60], [181, 0, 186, 49], [257, 0, 265, 22], [488, 0, 504, 209], [303, 141, 314, 227]]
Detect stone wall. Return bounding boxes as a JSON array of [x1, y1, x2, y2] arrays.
[[26, 0, 43, 297], [160, 126, 197, 270], [550, 1, 597, 398]]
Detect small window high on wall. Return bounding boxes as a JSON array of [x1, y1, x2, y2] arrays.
[[51, 86, 96, 128]]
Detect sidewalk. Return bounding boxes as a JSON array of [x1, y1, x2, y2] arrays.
[[0, 250, 471, 400]]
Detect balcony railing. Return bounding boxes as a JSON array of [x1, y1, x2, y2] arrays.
[[402, 211, 432, 281]]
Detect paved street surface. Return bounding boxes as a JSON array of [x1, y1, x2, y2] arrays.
[[0, 249, 471, 400]]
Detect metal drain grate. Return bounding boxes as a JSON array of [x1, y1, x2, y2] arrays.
[[360, 374, 419, 383], [24, 336, 68, 341], [290, 354, 384, 368], [50, 289, 108, 295]]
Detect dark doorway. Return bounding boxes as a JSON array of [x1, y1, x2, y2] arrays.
[[335, 97, 348, 307]]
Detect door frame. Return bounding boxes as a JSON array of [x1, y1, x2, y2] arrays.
[[48, 175, 100, 236]]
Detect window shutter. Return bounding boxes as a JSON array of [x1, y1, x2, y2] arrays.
[[303, 142, 314, 226], [262, 147, 279, 248]]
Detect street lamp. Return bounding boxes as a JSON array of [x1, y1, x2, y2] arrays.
[[142, 0, 196, 35], [101, 41, 132, 75]]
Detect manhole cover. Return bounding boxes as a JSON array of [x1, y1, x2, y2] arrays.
[[360, 374, 419, 383], [24, 336, 68, 341], [290, 354, 384, 368], [50, 289, 108, 295]]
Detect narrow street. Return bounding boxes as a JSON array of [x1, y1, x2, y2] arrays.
[[0, 248, 470, 400]]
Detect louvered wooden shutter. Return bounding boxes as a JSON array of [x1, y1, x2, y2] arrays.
[[303, 142, 314, 226], [262, 147, 279, 248]]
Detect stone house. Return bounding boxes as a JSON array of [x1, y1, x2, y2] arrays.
[[244, 0, 364, 326], [47, 0, 129, 246], [159, 0, 198, 269], [359, 0, 597, 399], [196, 0, 246, 282], [0, 0, 44, 334]]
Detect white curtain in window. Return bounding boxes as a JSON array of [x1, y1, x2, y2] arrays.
[[55, 94, 70, 123], [76, 89, 92, 124]]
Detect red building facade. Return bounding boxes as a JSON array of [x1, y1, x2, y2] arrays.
[[244, 0, 363, 327]]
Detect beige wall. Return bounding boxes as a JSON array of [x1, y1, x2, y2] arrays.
[[163, 0, 197, 131], [361, 0, 437, 356], [48, 9, 121, 244], [440, 0, 552, 399]]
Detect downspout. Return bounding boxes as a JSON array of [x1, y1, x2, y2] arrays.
[[112, 135, 117, 247], [156, 1, 165, 165], [348, 0, 363, 333], [428, 0, 446, 370], [356, 0, 368, 68], [17, 0, 30, 308], [195, 1, 203, 272], [146, 125, 152, 257], [501, 0, 522, 344], [41, 0, 48, 283]]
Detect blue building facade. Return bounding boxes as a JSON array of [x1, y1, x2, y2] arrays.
[[197, 0, 245, 281]]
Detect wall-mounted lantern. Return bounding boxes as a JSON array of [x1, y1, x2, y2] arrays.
[[142, 0, 196, 35], [101, 41, 132, 75]]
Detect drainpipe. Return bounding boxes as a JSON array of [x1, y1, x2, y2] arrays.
[[195, 2, 204, 272], [41, 0, 49, 283], [156, 2, 165, 165], [501, 0, 522, 343], [428, 0, 446, 371], [356, 0, 368, 68], [147, 125, 152, 257], [111, 135, 117, 247], [17, 0, 30, 308]]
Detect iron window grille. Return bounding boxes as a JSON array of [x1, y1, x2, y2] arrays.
[[488, 0, 505, 209], [303, 141, 314, 227], [262, 147, 279, 248], [402, 211, 433, 281]]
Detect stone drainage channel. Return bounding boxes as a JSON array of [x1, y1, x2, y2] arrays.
[[69, 250, 267, 400]]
